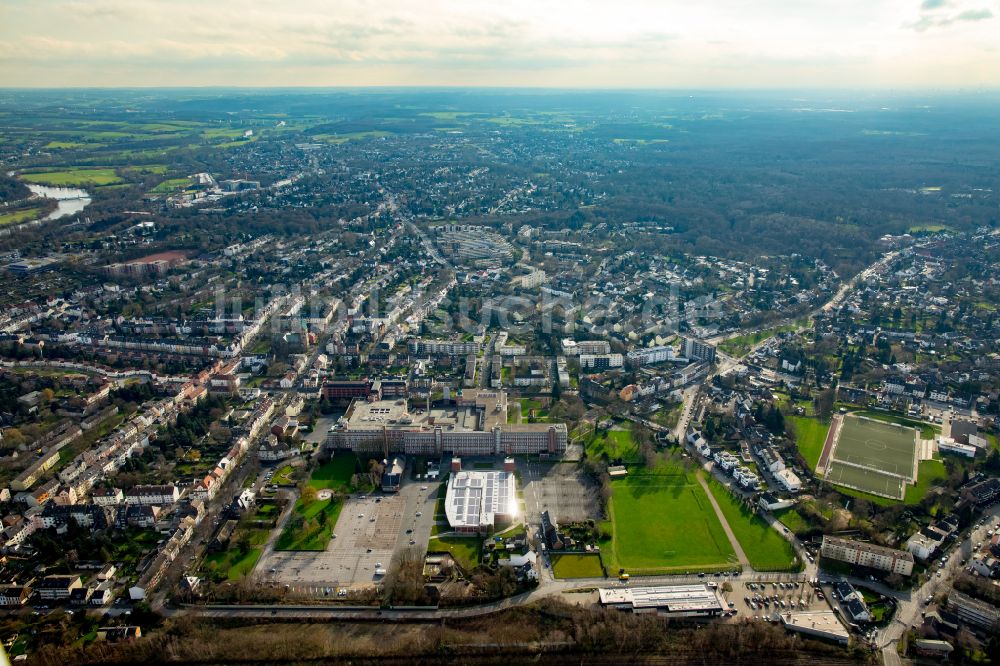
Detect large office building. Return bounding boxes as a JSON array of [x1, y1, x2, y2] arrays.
[[325, 389, 567, 457], [820, 535, 914, 576], [443, 457, 517, 535]]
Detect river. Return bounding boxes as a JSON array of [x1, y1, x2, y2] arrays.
[[24, 183, 92, 221]]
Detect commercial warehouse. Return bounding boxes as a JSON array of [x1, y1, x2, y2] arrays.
[[598, 585, 727, 617]]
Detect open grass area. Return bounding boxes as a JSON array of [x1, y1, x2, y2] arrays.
[[789, 415, 830, 471], [719, 320, 807, 357], [275, 496, 343, 551], [551, 553, 605, 579], [904, 459, 948, 504], [0, 207, 44, 227], [203, 547, 262, 581], [586, 428, 638, 462], [307, 454, 357, 491], [273, 464, 296, 486], [149, 177, 192, 194], [706, 478, 800, 571], [20, 167, 123, 186], [43, 140, 89, 149], [312, 131, 392, 144], [427, 535, 482, 571], [773, 507, 810, 535], [601, 462, 736, 574]]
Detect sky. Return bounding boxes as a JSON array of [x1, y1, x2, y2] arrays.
[[0, 0, 998, 88]]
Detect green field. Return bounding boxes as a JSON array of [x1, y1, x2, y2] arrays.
[[706, 479, 800, 571], [789, 415, 830, 470], [203, 547, 262, 581], [905, 459, 948, 503], [826, 415, 918, 499], [273, 464, 296, 485], [773, 507, 810, 534], [602, 463, 737, 574], [719, 321, 807, 357], [275, 496, 343, 551], [586, 428, 638, 462], [312, 131, 392, 144], [551, 553, 605, 579], [307, 454, 358, 491], [427, 535, 482, 571], [44, 141, 88, 149], [150, 177, 192, 194], [0, 207, 44, 227], [20, 167, 123, 186]]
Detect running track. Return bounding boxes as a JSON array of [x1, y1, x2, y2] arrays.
[[817, 414, 843, 473]]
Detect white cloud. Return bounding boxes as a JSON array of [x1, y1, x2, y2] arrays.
[[0, 0, 997, 86]]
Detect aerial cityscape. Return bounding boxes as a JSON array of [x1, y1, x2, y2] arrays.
[[1, 2, 999, 665]]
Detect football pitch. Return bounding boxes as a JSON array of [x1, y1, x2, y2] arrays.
[[825, 415, 918, 500]]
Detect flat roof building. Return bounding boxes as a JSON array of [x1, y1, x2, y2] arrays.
[[325, 389, 566, 457], [780, 611, 850, 645], [444, 458, 516, 535], [598, 584, 726, 617]]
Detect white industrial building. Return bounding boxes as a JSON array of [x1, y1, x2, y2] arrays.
[[443, 457, 517, 535], [598, 584, 727, 617]]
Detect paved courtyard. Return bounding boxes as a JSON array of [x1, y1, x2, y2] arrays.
[[258, 494, 405, 590]]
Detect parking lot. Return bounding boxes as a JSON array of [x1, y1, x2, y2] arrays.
[[259, 494, 405, 590], [521, 460, 600, 525], [720, 579, 833, 622]]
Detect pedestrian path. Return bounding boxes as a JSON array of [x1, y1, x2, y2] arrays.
[[696, 471, 750, 569]]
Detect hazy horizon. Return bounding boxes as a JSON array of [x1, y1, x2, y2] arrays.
[[2, 0, 999, 89]]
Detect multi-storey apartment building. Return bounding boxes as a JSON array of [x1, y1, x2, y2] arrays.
[[820, 536, 914, 576]]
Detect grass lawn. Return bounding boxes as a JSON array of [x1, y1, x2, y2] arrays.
[[150, 177, 191, 194], [427, 535, 482, 571], [20, 167, 123, 186], [904, 459, 948, 504], [587, 428, 638, 462], [308, 454, 358, 491], [203, 547, 263, 581], [789, 415, 830, 471], [0, 207, 44, 226], [719, 320, 807, 357], [273, 464, 296, 485], [774, 507, 810, 535], [602, 462, 736, 574], [275, 497, 343, 551], [706, 479, 799, 571], [551, 553, 605, 579]]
